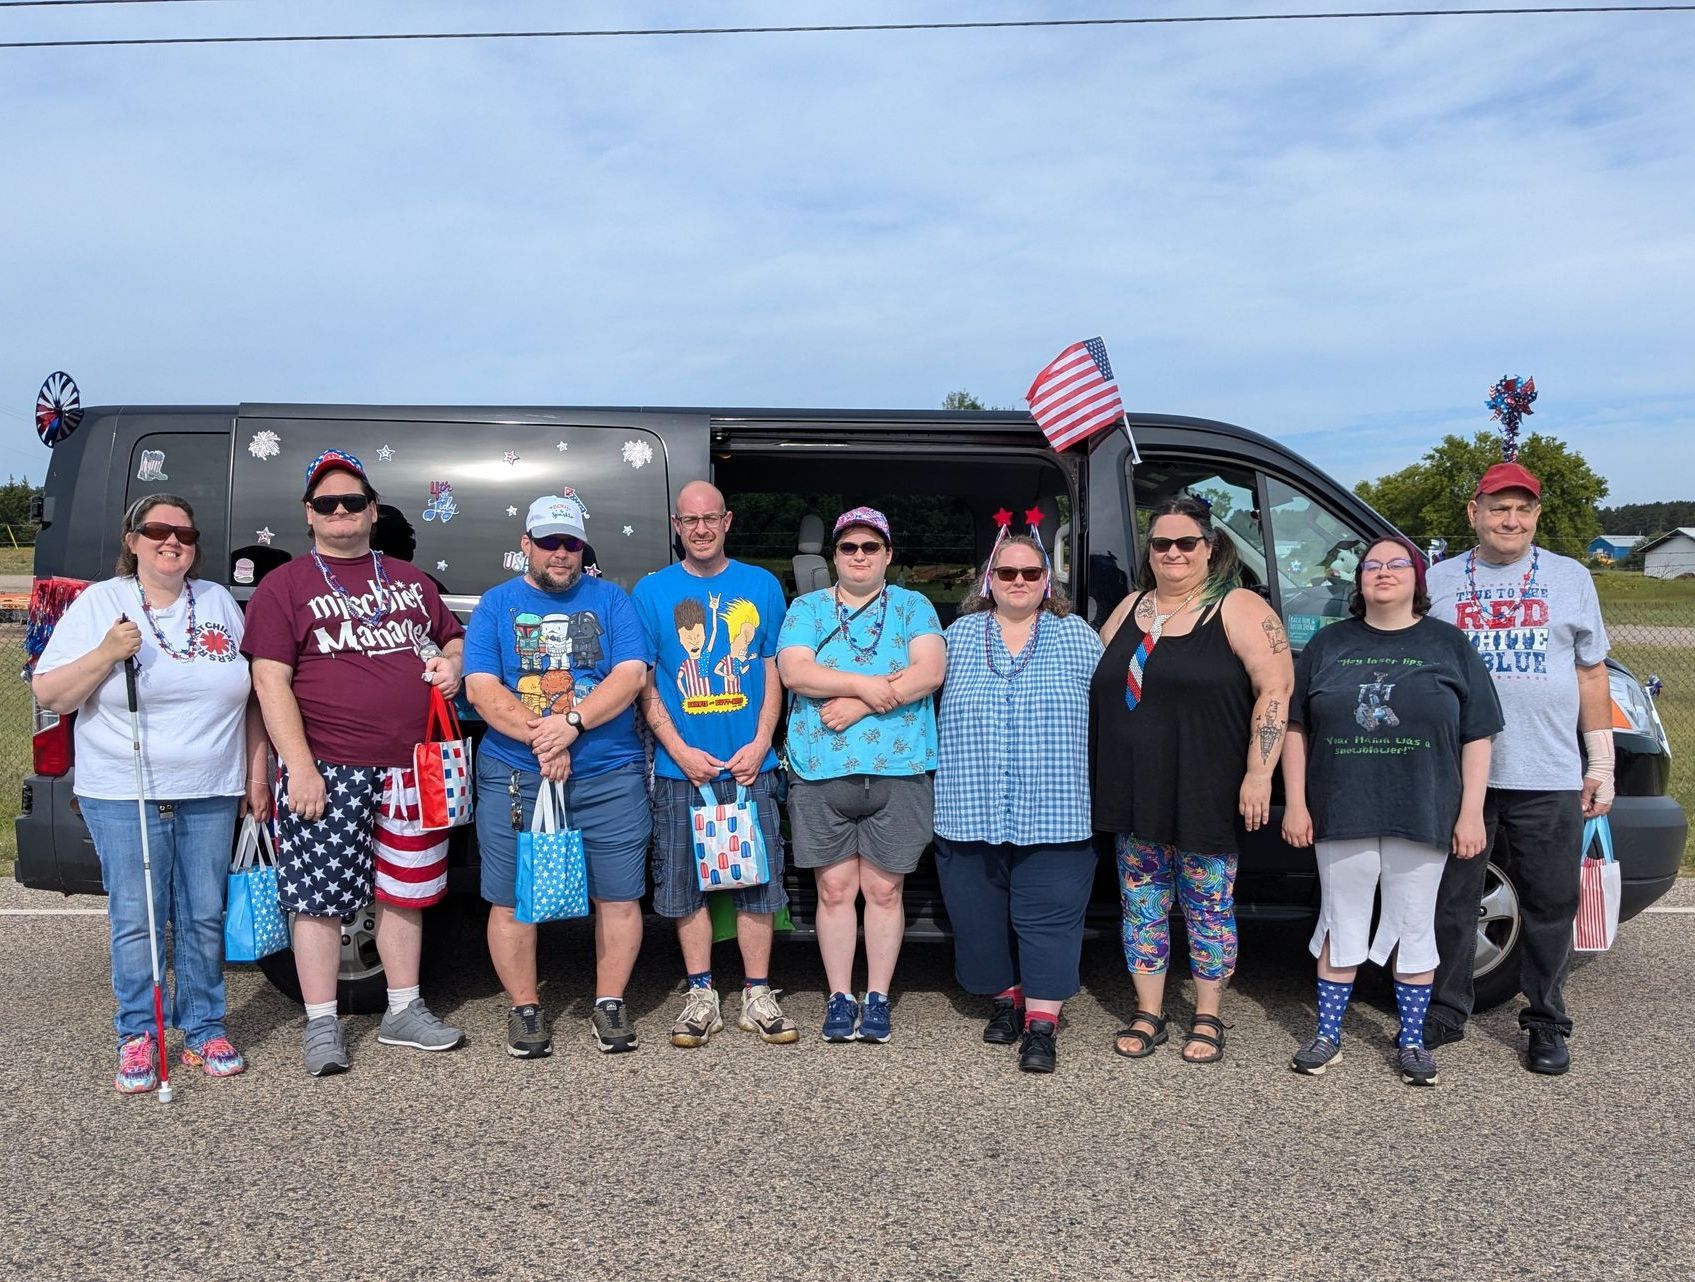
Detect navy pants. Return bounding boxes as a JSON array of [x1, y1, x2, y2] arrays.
[[933, 837, 1098, 1002]]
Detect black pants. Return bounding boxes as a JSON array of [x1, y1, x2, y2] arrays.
[[1428, 788, 1584, 1037]]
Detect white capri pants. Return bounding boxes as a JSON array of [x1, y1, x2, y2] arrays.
[[1310, 836, 1448, 973]]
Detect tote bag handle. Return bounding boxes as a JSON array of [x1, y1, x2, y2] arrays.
[[530, 779, 572, 834], [1581, 815, 1615, 864], [424, 684, 463, 743]]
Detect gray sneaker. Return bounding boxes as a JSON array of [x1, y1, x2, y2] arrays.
[[506, 1003, 552, 1059], [303, 1015, 350, 1077], [1290, 1036, 1343, 1076], [669, 987, 723, 1048], [1398, 1043, 1440, 1087], [591, 998, 638, 1053], [736, 984, 800, 1045], [377, 998, 465, 1052]]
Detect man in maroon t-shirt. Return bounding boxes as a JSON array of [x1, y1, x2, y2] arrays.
[[243, 449, 466, 1077]]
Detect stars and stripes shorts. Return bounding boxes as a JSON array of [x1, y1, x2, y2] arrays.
[[275, 760, 450, 919]]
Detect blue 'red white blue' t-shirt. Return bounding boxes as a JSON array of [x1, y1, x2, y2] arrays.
[[631, 559, 788, 781], [464, 574, 651, 779], [777, 584, 942, 781]]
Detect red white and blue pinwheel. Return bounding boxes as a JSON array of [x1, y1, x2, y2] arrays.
[[36, 371, 83, 448], [1486, 375, 1536, 462]]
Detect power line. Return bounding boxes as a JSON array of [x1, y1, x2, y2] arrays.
[[0, 1, 225, 7], [2, 7, 1692, 50]]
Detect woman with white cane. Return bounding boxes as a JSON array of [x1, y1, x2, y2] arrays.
[[34, 496, 271, 1095]]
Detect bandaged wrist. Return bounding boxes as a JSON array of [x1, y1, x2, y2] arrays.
[[1582, 728, 1615, 781]]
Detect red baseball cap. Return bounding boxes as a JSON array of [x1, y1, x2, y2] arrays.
[[1474, 461, 1541, 499]]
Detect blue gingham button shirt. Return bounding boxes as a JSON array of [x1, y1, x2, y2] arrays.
[[934, 610, 1104, 845]]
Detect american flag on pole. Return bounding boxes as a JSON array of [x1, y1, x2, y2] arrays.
[[1026, 337, 1128, 453]]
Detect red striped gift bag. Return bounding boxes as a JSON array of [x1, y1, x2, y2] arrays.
[[1573, 816, 1619, 953]]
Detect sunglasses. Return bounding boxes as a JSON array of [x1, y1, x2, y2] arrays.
[[307, 493, 372, 516], [529, 533, 586, 553], [1361, 558, 1415, 573], [132, 522, 200, 546], [836, 541, 886, 557], [1149, 535, 1206, 554], [992, 566, 1046, 583]]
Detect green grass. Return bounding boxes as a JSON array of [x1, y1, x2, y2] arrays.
[[1592, 569, 1695, 624], [0, 545, 34, 575], [0, 642, 28, 876]]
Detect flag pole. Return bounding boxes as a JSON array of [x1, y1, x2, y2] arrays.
[[1120, 410, 1142, 465]]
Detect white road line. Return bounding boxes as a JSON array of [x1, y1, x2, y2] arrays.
[[1643, 906, 1695, 915], [0, 908, 107, 916]]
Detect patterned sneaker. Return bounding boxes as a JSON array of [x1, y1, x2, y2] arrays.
[[507, 1004, 553, 1059], [182, 1035, 246, 1078], [821, 992, 859, 1043], [670, 987, 723, 1048], [736, 984, 800, 1045], [1290, 1036, 1343, 1076], [591, 999, 639, 1053], [377, 999, 465, 1052], [303, 1016, 350, 1077], [1399, 1043, 1440, 1087], [858, 991, 893, 1043], [114, 1033, 159, 1094]]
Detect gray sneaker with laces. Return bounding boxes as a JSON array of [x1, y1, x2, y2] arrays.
[[507, 1003, 552, 1059], [736, 984, 800, 1044], [670, 987, 723, 1048], [1290, 1036, 1343, 1076], [377, 998, 465, 1052], [303, 1015, 350, 1077], [591, 998, 639, 1053], [1398, 1043, 1440, 1087]]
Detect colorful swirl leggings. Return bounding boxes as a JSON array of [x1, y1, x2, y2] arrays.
[[1115, 835, 1239, 981]]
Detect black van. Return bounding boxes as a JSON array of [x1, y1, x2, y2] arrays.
[[17, 403, 1687, 1011]]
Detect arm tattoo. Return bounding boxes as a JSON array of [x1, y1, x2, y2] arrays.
[[1261, 616, 1289, 654], [1256, 698, 1284, 765]]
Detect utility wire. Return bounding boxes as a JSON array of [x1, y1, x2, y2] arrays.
[[2, 7, 1693, 50], [0, 1, 226, 7]]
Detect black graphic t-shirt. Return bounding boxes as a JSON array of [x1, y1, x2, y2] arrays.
[[1290, 616, 1503, 849]]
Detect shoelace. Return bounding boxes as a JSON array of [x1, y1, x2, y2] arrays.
[[825, 995, 856, 1022], [745, 990, 784, 1024], [598, 1002, 627, 1030], [516, 1007, 543, 1034], [119, 1036, 154, 1073]]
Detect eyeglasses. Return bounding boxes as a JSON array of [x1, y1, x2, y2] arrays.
[[673, 513, 727, 529], [530, 533, 586, 553], [836, 541, 886, 557], [307, 493, 372, 516], [992, 566, 1046, 583], [132, 522, 200, 546], [1361, 558, 1415, 573], [1149, 535, 1206, 554]]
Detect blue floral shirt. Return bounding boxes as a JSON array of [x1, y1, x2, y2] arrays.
[[777, 585, 943, 780]]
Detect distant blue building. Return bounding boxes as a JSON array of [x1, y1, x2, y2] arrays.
[[1588, 535, 1646, 563]]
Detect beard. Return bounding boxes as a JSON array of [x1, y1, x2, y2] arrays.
[[529, 561, 582, 593]]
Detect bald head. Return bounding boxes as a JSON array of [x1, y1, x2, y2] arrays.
[[676, 480, 726, 513], [672, 480, 733, 575]]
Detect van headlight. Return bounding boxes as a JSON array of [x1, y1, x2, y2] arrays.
[[1610, 665, 1670, 755]]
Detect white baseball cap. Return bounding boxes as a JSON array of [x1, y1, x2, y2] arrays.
[[526, 493, 588, 540]]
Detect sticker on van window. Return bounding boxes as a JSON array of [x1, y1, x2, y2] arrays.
[[506, 505, 519, 517], [556, 440, 568, 452], [1286, 614, 1328, 647], [422, 482, 458, 523], [136, 450, 168, 481], [256, 527, 275, 545], [247, 430, 281, 460], [621, 440, 653, 469], [375, 444, 395, 462], [233, 557, 255, 584], [435, 560, 448, 572], [622, 525, 634, 537], [502, 451, 521, 466], [502, 549, 525, 572]]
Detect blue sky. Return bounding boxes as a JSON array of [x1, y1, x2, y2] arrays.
[[3, 1, 1691, 504]]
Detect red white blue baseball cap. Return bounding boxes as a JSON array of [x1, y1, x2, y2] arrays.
[[832, 505, 891, 543], [302, 448, 368, 498]]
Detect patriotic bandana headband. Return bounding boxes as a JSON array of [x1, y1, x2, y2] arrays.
[[979, 506, 1052, 599]]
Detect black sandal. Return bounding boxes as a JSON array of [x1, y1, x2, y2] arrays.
[[1113, 1010, 1168, 1059], [1183, 1013, 1227, 1064]]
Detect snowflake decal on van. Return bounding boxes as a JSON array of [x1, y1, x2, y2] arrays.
[[621, 439, 653, 469], [248, 430, 281, 461]]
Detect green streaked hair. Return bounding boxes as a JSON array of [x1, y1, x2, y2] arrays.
[[1135, 495, 1240, 605]]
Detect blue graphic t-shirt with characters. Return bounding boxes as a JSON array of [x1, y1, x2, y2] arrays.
[[464, 574, 651, 779], [777, 584, 943, 781], [632, 559, 788, 781]]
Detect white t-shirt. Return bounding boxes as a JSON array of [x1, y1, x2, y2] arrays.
[[36, 576, 252, 800]]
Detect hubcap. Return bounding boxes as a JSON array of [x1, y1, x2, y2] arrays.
[[1473, 862, 1521, 978]]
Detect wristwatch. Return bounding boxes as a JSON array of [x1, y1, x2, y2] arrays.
[[564, 710, 585, 730]]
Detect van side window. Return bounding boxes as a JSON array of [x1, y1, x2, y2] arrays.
[[1263, 476, 1366, 650], [126, 434, 230, 563], [1131, 460, 1268, 593]]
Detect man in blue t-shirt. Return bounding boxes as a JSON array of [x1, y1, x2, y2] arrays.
[[464, 491, 653, 1059], [632, 481, 798, 1048]]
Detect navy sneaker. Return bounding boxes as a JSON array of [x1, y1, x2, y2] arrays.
[[858, 991, 892, 1043], [821, 992, 859, 1042]]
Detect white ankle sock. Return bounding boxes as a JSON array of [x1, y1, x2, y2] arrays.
[[387, 985, 420, 1015], [304, 1000, 337, 1022]]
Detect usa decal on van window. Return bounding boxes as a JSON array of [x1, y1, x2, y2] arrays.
[[248, 430, 282, 460], [502, 549, 525, 571], [621, 439, 653, 469], [422, 482, 458, 523], [137, 450, 169, 481]]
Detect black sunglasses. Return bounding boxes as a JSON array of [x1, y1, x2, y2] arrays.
[[992, 566, 1046, 583], [132, 521, 200, 546], [836, 540, 886, 557], [1149, 535, 1207, 553], [307, 493, 372, 516], [530, 533, 586, 553]]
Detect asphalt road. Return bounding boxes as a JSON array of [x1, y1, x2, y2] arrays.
[[3, 878, 1692, 1282]]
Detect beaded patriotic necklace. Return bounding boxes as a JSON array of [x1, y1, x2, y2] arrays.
[[135, 579, 199, 662], [312, 549, 393, 627], [835, 586, 888, 663], [984, 609, 1041, 681], [1464, 544, 1540, 609]]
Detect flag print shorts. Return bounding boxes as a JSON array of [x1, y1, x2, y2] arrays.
[[275, 760, 450, 918]]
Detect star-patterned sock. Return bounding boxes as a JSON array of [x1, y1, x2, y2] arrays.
[[1315, 978, 1353, 1045], [687, 970, 713, 990], [387, 984, 420, 1015], [1394, 980, 1432, 1048]]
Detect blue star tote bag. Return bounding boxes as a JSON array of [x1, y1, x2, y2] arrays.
[[691, 782, 772, 892], [225, 815, 289, 963], [514, 780, 589, 925]]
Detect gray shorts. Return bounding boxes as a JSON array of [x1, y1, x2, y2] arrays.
[[787, 773, 934, 874]]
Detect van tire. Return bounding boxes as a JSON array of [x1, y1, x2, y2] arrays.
[[1467, 858, 1524, 1013], [254, 904, 389, 1014]]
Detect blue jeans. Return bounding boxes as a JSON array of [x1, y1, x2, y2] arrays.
[[80, 795, 238, 1049]]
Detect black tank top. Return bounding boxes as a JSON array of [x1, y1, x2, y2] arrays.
[[1089, 591, 1255, 854]]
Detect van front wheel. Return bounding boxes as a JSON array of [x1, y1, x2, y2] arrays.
[[1467, 860, 1524, 1013], [254, 904, 388, 1014]]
